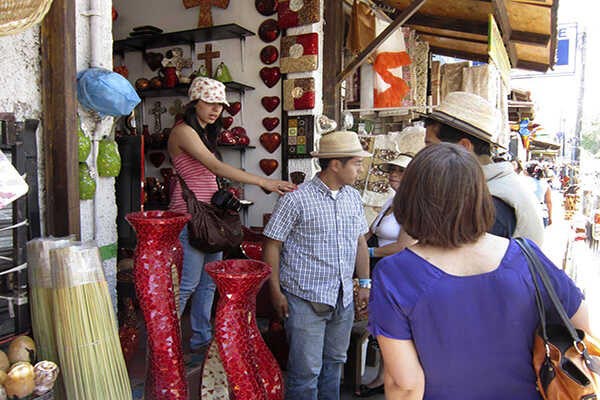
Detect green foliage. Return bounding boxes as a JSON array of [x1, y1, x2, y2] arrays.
[[582, 121, 600, 155]]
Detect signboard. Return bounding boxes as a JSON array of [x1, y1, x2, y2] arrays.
[[512, 23, 578, 79], [488, 15, 511, 86]]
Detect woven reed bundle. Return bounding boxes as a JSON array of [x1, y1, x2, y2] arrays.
[[26, 236, 74, 400], [50, 243, 131, 400], [0, 0, 54, 36]]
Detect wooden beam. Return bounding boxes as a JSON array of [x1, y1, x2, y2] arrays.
[[408, 14, 488, 36], [429, 46, 489, 64], [415, 30, 488, 44], [516, 59, 550, 72], [512, 30, 550, 46], [323, 0, 344, 123], [335, 0, 427, 86], [491, 0, 519, 67], [40, 0, 80, 238]]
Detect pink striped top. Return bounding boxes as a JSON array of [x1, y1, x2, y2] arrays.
[[169, 151, 219, 214]]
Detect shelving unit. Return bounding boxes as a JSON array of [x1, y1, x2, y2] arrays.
[[137, 81, 254, 99]]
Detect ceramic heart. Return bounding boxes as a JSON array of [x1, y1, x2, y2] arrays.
[[260, 45, 279, 65], [260, 67, 281, 88], [224, 102, 241, 116], [255, 0, 276, 16], [237, 136, 250, 146], [231, 126, 247, 137], [148, 152, 166, 168], [259, 158, 279, 176], [317, 115, 337, 134], [260, 132, 281, 153], [261, 96, 280, 112], [222, 116, 234, 129], [218, 130, 237, 145], [262, 117, 280, 131]]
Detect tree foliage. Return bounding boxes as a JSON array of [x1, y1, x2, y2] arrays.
[[582, 120, 600, 155]]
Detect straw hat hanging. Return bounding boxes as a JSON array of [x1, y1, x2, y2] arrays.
[[0, 0, 54, 36]]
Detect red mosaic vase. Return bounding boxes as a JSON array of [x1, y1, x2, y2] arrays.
[[200, 259, 284, 400], [126, 210, 190, 400]]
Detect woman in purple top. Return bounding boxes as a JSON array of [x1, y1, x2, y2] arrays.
[[368, 143, 590, 400]]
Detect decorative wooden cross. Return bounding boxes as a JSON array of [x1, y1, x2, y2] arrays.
[[182, 0, 230, 28], [150, 101, 167, 133], [197, 44, 221, 78]]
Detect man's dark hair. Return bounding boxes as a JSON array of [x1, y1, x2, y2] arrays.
[[425, 118, 491, 156], [318, 157, 353, 171]]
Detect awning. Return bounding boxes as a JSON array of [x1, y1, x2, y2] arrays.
[[530, 137, 561, 151], [379, 0, 558, 72]]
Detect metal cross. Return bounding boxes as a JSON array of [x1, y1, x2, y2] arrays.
[[197, 44, 221, 78], [182, 0, 229, 28], [150, 101, 167, 133]]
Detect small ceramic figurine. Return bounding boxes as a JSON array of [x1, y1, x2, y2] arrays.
[[162, 47, 193, 83]]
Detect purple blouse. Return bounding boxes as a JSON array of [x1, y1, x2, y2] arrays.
[[368, 239, 583, 400]]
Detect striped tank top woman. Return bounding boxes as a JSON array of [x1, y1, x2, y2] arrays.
[[169, 151, 219, 214]]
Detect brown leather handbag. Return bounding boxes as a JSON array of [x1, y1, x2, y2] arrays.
[[516, 238, 600, 400], [178, 176, 243, 253]]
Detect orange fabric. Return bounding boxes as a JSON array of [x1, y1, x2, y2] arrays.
[[373, 52, 411, 108]]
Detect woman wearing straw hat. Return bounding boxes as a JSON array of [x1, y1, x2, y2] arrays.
[[369, 143, 589, 399], [168, 76, 295, 354]]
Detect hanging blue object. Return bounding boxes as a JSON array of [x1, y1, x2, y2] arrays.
[[77, 68, 141, 117]]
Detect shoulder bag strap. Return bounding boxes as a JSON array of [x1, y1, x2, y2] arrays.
[[177, 175, 197, 203], [515, 238, 581, 344]]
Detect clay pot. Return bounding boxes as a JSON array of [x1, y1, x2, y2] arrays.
[[135, 78, 150, 91], [149, 77, 163, 89]]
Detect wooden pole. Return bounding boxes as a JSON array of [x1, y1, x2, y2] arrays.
[[41, 0, 80, 238], [323, 0, 344, 123], [491, 0, 519, 67]]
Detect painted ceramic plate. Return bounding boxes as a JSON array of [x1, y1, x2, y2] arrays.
[[258, 19, 280, 43], [255, 0, 277, 16]]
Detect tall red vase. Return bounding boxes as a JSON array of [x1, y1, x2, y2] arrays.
[[126, 210, 190, 400], [200, 259, 284, 400]]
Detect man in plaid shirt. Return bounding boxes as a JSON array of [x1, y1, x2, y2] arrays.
[[264, 130, 371, 400]]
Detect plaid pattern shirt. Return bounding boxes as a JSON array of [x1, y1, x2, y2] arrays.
[[264, 175, 368, 307]]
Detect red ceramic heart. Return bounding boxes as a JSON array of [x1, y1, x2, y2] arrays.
[[259, 159, 279, 176], [261, 96, 280, 112], [218, 130, 237, 145], [224, 102, 241, 116], [222, 116, 234, 129], [258, 19, 280, 43], [259, 132, 281, 153], [260, 67, 281, 88], [237, 136, 250, 146], [148, 152, 166, 168], [260, 45, 279, 65], [231, 126, 247, 137], [262, 117, 280, 131], [255, 0, 276, 16]]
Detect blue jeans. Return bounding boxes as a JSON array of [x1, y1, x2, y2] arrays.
[[179, 226, 222, 349], [284, 290, 354, 400]]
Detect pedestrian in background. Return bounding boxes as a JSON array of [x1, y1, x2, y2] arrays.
[[525, 161, 553, 226]]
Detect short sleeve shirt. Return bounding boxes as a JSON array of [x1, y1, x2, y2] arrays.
[[263, 176, 369, 307], [368, 238, 583, 400]]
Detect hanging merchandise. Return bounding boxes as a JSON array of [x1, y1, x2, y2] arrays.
[[97, 136, 122, 177], [280, 33, 318, 74], [214, 61, 233, 83], [259, 159, 279, 176], [0, 149, 28, 209], [224, 101, 242, 116], [283, 77, 315, 111], [255, 0, 276, 16], [222, 116, 234, 129], [78, 123, 91, 163], [0, 0, 54, 36], [49, 243, 132, 400], [79, 163, 96, 200], [260, 132, 281, 153], [260, 67, 281, 88], [260, 45, 279, 65], [77, 68, 141, 117], [262, 117, 280, 131], [278, 0, 321, 29], [258, 19, 280, 43], [182, 0, 229, 28], [261, 96, 280, 112]]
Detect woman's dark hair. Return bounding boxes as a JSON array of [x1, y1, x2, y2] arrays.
[[424, 118, 491, 156], [318, 157, 353, 171], [394, 143, 495, 248], [526, 161, 543, 179], [183, 100, 221, 154]]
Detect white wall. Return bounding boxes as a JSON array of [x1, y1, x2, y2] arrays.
[[113, 0, 324, 226]]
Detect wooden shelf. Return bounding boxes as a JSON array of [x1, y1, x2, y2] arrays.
[[217, 145, 256, 151], [137, 81, 254, 98], [114, 24, 255, 53]]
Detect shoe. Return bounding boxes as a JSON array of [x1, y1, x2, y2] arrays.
[[354, 383, 384, 397]]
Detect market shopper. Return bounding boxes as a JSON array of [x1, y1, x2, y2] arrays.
[[168, 77, 295, 354], [357, 153, 415, 397], [369, 143, 589, 399], [263, 130, 371, 400], [525, 161, 553, 226], [423, 91, 544, 245]]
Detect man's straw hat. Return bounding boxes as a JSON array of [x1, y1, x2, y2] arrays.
[[310, 130, 372, 158], [424, 92, 500, 145]]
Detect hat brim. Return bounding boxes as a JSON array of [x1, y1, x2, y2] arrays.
[[420, 111, 506, 149], [310, 150, 372, 158]]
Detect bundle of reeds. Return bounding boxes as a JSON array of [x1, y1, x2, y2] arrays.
[[27, 236, 74, 400], [50, 243, 131, 400]]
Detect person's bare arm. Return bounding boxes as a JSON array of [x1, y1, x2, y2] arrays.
[[571, 301, 592, 334], [544, 187, 553, 225], [372, 230, 417, 258], [264, 238, 288, 319], [355, 235, 370, 307], [377, 336, 425, 399]]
